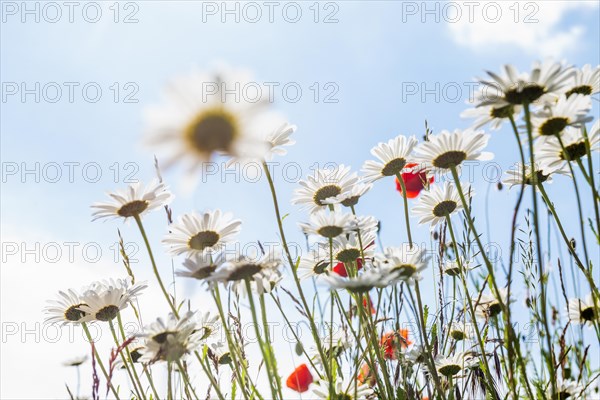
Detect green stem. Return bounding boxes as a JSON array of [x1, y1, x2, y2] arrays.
[[395, 172, 413, 247], [108, 320, 143, 399], [175, 360, 200, 400], [117, 313, 152, 400], [81, 322, 120, 400], [133, 214, 179, 317]]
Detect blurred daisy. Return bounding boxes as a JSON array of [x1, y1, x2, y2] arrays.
[[442, 258, 474, 277], [193, 311, 220, 341], [176, 252, 227, 281], [312, 376, 373, 399], [299, 209, 355, 239], [503, 162, 569, 188], [473, 61, 573, 107], [227, 122, 297, 165], [78, 280, 147, 322], [473, 288, 508, 320], [139, 312, 200, 363], [62, 355, 88, 367], [163, 210, 241, 257], [293, 164, 359, 213], [362, 135, 418, 182], [322, 180, 372, 208], [537, 123, 599, 173], [321, 268, 391, 292], [207, 249, 282, 295], [530, 94, 592, 137], [564, 64, 599, 97], [460, 103, 522, 131], [567, 293, 598, 327], [448, 322, 472, 341], [207, 340, 233, 365], [434, 352, 477, 377], [44, 288, 88, 325], [144, 66, 285, 169], [549, 379, 584, 400], [412, 181, 471, 227], [375, 244, 430, 283], [311, 329, 353, 366], [412, 129, 493, 171], [91, 180, 173, 221]]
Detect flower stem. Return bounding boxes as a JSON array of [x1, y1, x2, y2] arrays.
[[395, 172, 413, 247], [81, 322, 120, 399]]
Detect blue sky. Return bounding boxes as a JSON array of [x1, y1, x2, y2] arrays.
[[1, 1, 599, 398]]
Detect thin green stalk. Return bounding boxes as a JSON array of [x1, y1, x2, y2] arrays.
[[581, 125, 600, 232], [175, 360, 200, 400], [133, 215, 178, 317], [194, 350, 226, 400], [261, 161, 332, 383], [395, 172, 413, 246], [81, 322, 120, 399], [117, 313, 153, 400], [108, 320, 143, 399]]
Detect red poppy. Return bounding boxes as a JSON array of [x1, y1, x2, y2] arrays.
[[362, 297, 376, 315], [332, 258, 363, 277], [381, 329, 412, 360], [286, 364, 313, 393], [357, 362, 377, 387], [395, 163, 433, 198]]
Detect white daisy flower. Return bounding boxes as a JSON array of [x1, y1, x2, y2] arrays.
[[310, 329, 353, 367], [434, 352, 478, 377], [44, 288, 89, 325], [297, 249, 330, 279], [176, 252, 228, 281], [549, 379, 585, 400], [473, 288, 508, 320], [447, 322, 472, 341], [537, 123, 599, 174], [353, 215, 379, 234], [320, 268, 391, 292], [405, 345, 427, 365], [567, 293, 598, 327], [193, 311, 220, 342], [91, 180, 173, 221], [412, 129, 493, 171], [331, 229, 377, 264], [62, 355, 88, 367], [362, 135, 418, 182], [206, 249, 282, 295], [412, 181, 471, 227], [144, 66, 285, 170], [442, 258, 473, 277], [139, 312, 200, 363], [375, 244, 430, 283], [530, 94, 592, 137], [564, 64, 600, 98], [312, 376, 373, 399], [299, 208, 356, 239], [460, 103, 522, 131], [293, 164, 359, 213], [226, 122, 297, 166], [473, 61, 573, 107], [78, 279, 147, 323], [502, 161, 571, 189], [163, 210, 241, 257], [322, 180, 372, 208], [207, 340, 233, 365]]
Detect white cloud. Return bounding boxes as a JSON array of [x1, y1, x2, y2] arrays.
[[446, 1, 598, 57]]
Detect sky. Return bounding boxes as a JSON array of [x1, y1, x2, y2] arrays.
[[1, 1, 599, 398]]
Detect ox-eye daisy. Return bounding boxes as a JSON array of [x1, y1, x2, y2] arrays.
[[312, 377, 373, 399], [331, 229, 376, 264], [176, 252, 228, 281], [293, 164, 359, 213], [299, 209, 356, 239], [537, 123, 599, 173], [322, 180, 372, 208], [321, 268, 391, 293], [412, 129, 493, 171], [567, 293, 598, 327], [91, 180, 173, 221], [530, 94, 592, 137], [207, 249, 282, 295], [297, 249, 330, 279], [362, 135, 418, 183], [78, 279, 147, 322], [139, 312, 200, 363], [412, 181, 471, 227], [473, 288, 508, 320], [473, 61, 573, 107], [375, 244, 430, 283], [460, 103, 522, 131], [163, 210, 241, 257], [144, 66, 285, 169], [434, 352, 477, 377], [564, 64, 600, 98], [503, 162, 569, 188], [44, 288, 89, 325]]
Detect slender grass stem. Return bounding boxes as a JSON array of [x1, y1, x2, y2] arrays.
[[81, 322, 120, 399]]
